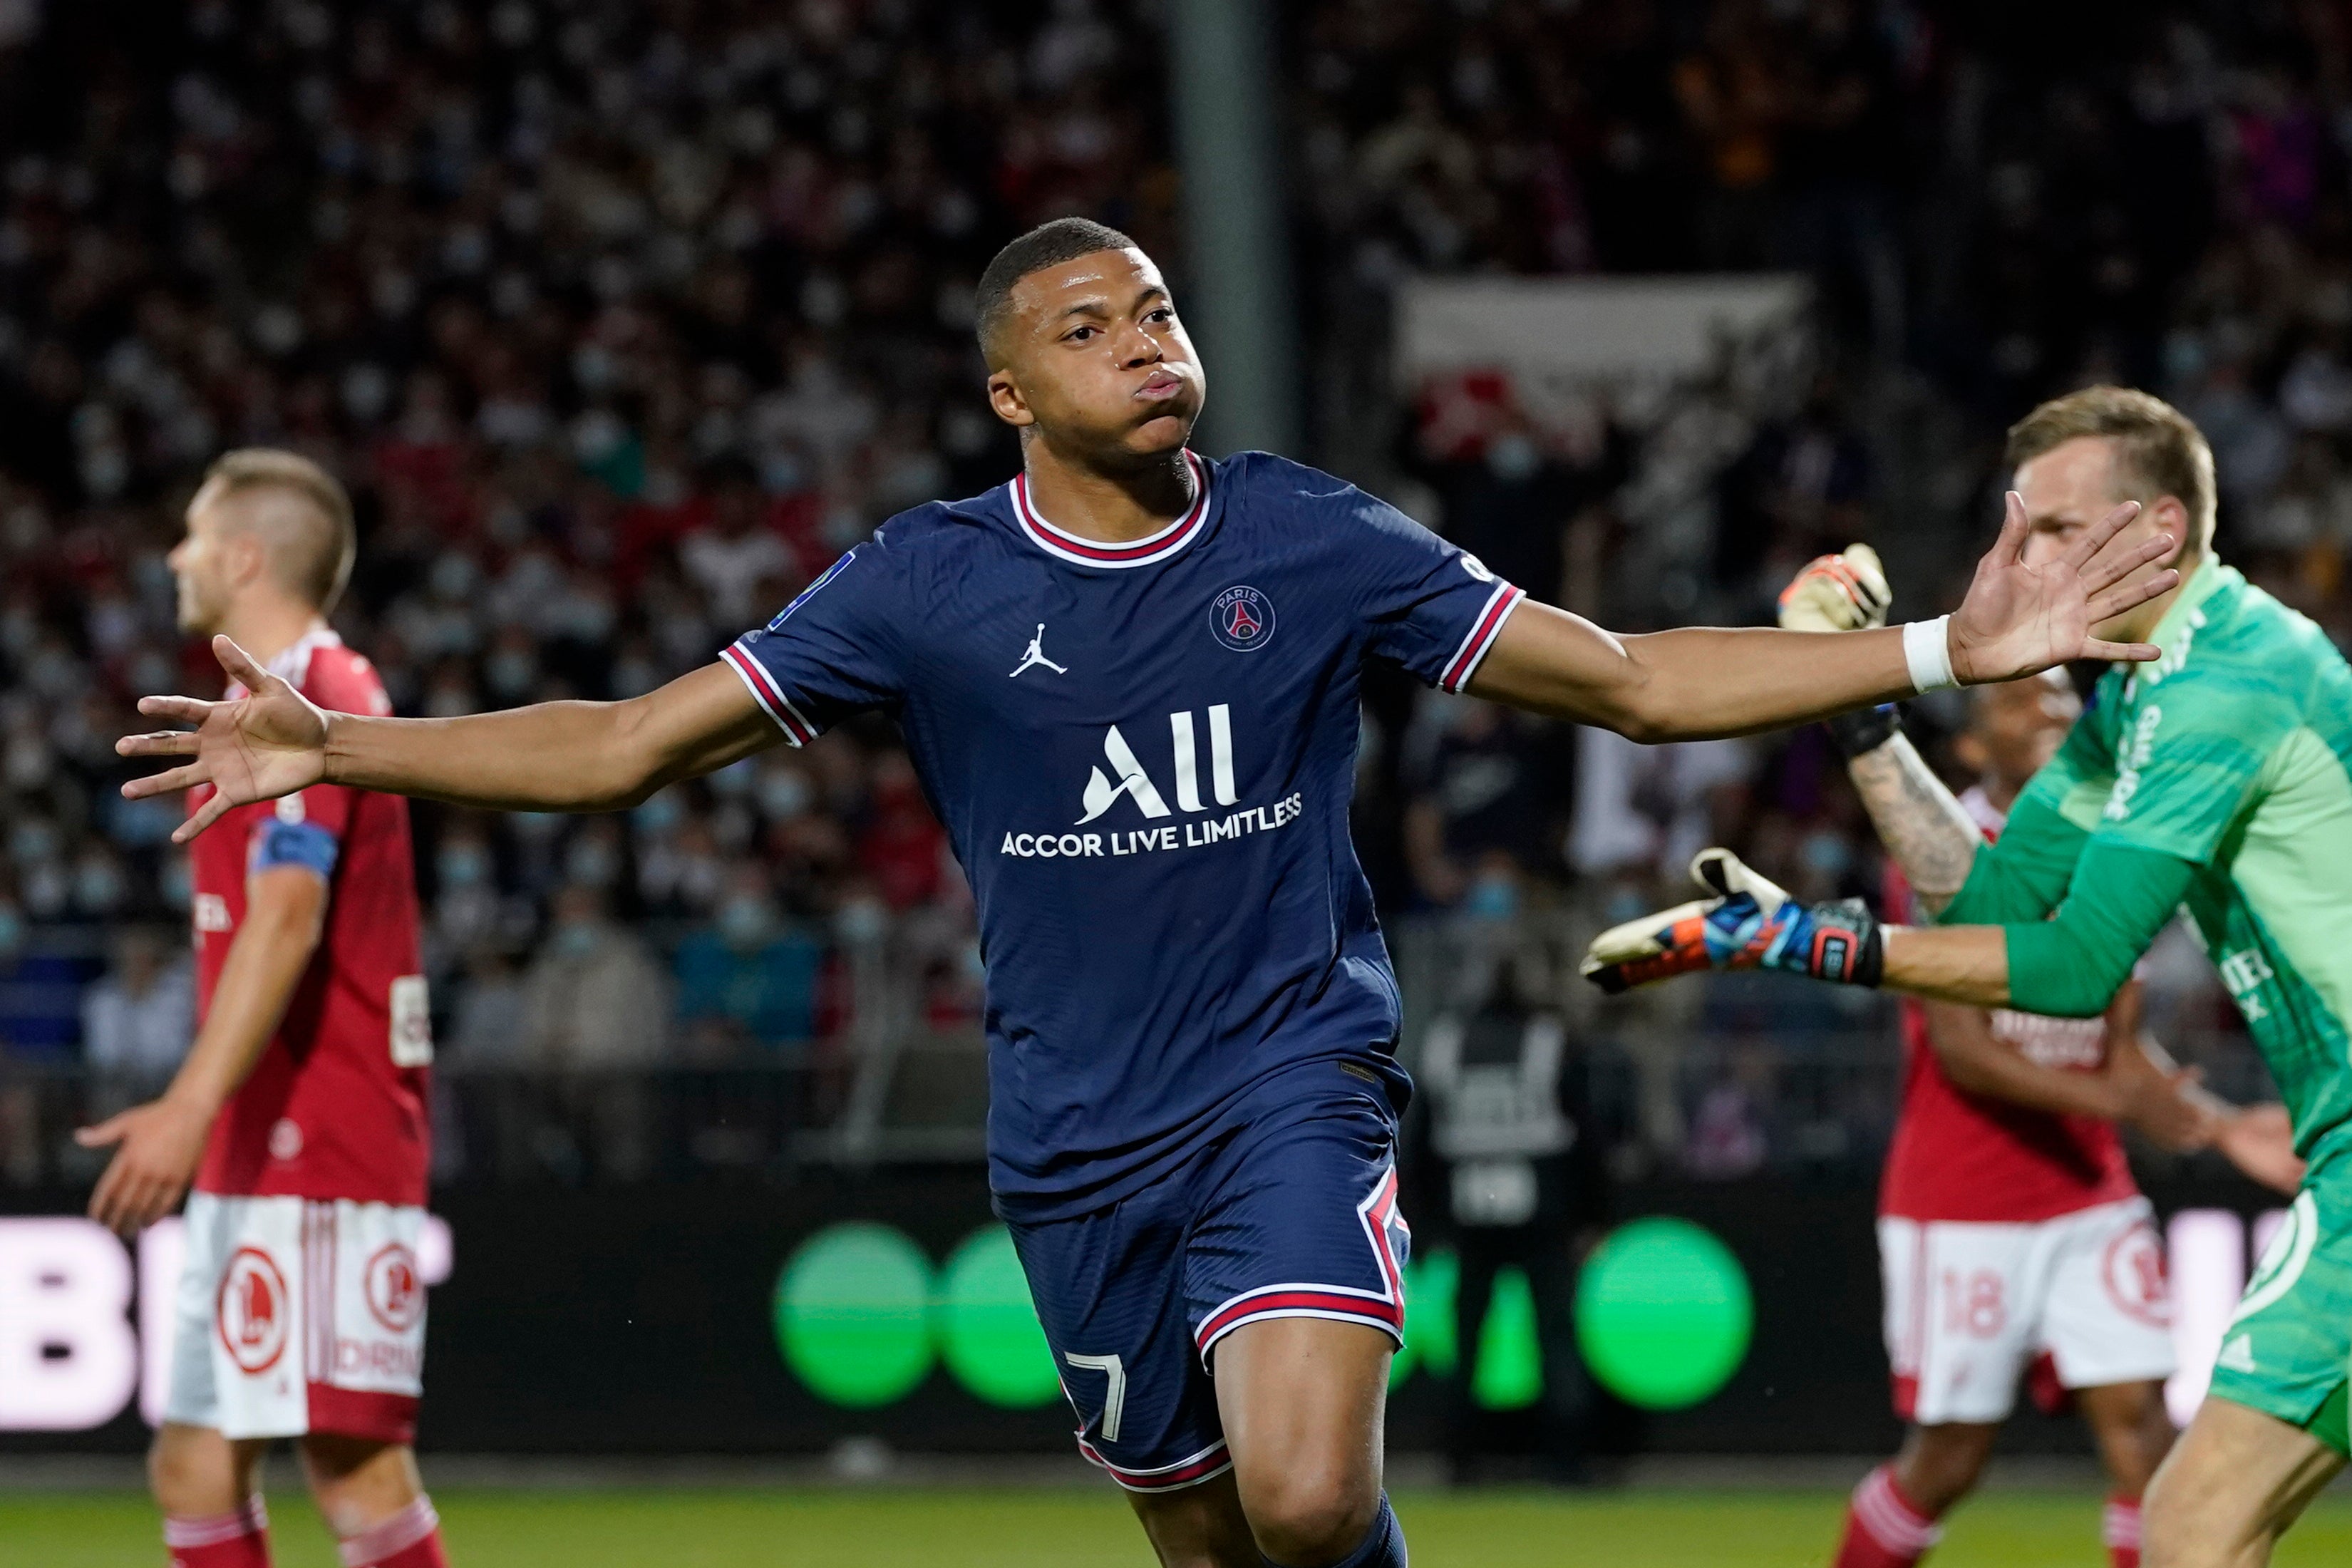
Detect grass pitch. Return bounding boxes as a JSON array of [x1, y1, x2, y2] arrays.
[[9, 1485, 2352, 1565]]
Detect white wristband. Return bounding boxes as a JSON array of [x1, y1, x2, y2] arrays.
[[1902, 616, 1959, 693]]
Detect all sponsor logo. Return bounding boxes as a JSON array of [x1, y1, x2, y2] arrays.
[[216, 1247, 290, 1374], [1208, 586, 1276, 653], [1001, 708, 1307, 858], [365, 1242, 425, 1334], [1076, 707, 1239, 825]]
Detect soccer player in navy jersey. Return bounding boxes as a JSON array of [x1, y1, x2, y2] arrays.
[[119, 219, 2180, 1568]]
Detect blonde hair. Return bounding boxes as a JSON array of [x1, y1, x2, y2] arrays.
[[198, 448, 358, 613], [2004, 386, 2217, 552]]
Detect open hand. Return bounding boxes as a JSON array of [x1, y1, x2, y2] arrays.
[[2099, 982, 2216, 1152], [76, 1095, 215, 1235], [1946, 493, 2180, 682], [116, 635, 330, 843], [2115, 1061, 2216, 1152]]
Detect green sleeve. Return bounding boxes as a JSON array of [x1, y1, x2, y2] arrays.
[[2004, 842, 2198, 1016], [1938, 790, 2090, 927]]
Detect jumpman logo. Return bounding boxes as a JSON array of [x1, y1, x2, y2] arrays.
[[1009, 624, 1068, 679]]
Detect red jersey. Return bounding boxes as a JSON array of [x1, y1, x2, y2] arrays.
[[189, 627, 430, 1206], [1877, 787, 2137, 1224]]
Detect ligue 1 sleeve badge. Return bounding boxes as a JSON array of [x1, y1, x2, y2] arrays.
[[1209, 585, 1277, 652]]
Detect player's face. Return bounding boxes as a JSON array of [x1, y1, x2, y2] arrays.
[[170, 480, 246, 635], [987, 249, 1205, 462], [1969, 671, 2080, 791], [2013, 436, 2188, 641]]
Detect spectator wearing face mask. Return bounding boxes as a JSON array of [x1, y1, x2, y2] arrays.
[[674, 872, 825, 1058], [0, 897, 59, 1185], [81, 924, 196, 1108], [1403, 697, 1573, 917], [520, 884, 669, 1180]]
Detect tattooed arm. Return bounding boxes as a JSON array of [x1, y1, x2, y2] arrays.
[[1843, 732, 1985, 914], [1775, 547, 1984, 913]]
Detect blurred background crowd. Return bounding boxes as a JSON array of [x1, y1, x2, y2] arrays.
[[0, 0, 2336, 1190]]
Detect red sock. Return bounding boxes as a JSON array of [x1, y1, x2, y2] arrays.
[[339, 1496, 448, 1568], [164, 1497, 270, 1567], [2104, 1494, 2142, 1568], [1833, 1465, 1942, 1568]]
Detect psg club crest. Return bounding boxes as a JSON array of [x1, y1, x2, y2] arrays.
[[1209, 585, 1276, 653]]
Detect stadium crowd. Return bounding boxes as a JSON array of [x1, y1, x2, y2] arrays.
[[0, 0, 2344, 1182], [0, 0, 1167, 1183], [1309, 0, 2352, 1165]]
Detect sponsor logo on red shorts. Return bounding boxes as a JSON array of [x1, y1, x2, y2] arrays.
[[217, 1247, 290, 1374], [364, 1242, 425, 1334]]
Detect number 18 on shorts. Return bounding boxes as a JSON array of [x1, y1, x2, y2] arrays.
[[1879, 1197, 2175, 1425]]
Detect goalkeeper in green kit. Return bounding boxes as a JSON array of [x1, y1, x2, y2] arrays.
[[1584, 387, 2352, 1567]]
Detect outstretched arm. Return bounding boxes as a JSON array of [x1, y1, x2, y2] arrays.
[[1470, 493, 2177, 741], [1583, 835, 2190, 1015], [120, 637, 777, 841], [1469, 605, 1921, 741], [1879, 840, 2194, 1011]]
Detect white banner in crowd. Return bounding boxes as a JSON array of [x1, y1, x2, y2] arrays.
[[1393, 273, 1812, 388]]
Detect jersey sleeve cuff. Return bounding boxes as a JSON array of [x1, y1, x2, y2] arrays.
[[721, 640, 819, 747], [1439, 582, 1525, 693]]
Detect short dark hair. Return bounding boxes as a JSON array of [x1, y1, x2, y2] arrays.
[[974, 217, 1139, 367], [2005, 386, 2217, 552], [199, 448, 358, 612]]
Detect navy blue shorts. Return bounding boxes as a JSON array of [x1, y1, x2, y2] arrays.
[[1007, 1061, 1410, 1492]]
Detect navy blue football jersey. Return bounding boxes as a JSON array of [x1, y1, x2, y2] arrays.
[[723, 450, 1525, 1219]]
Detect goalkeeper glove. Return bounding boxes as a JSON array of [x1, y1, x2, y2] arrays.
[[1778, 543, 1890, 633], [1780, 544, 1902, 760], [1581, 849, 1884, 995]]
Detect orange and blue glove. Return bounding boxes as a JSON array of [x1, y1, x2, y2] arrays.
[[1580, 849, 1883, 995]]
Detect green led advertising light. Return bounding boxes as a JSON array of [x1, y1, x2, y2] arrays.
[[1574, 1217, 1752, 1410], [774, 1223, 1616, 1412], [773, 1222, 935, 1408], [934, 1224, 1061, 1408]]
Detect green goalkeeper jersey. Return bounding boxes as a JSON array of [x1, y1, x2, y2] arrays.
[[1942, 555, 2352, 1168]]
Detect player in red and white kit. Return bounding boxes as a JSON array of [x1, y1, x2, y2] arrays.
[[76, 450, 449, 1568], [1778, 555, 2299, 1568], [1842, 677, 2184, 1568]]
